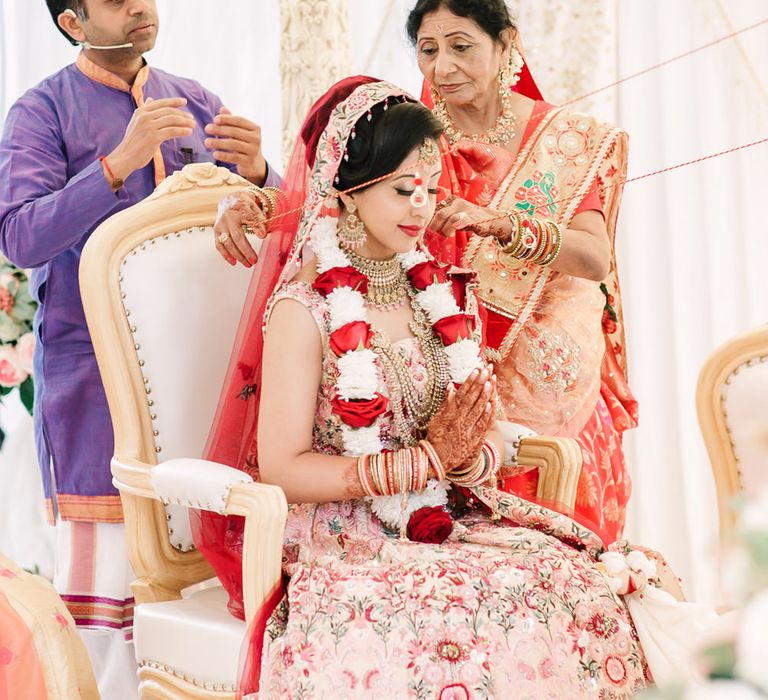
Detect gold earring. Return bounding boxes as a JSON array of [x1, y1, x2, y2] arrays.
[[499, 46, 524, 91], [339, 202, 367, 249]]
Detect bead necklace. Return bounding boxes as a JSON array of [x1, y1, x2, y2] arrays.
[[433, 89, 517, 148]]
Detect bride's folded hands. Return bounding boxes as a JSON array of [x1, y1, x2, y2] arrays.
[[425, 366, 498, 473]]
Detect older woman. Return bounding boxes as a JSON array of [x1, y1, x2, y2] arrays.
[[407, 0, 637, 544]]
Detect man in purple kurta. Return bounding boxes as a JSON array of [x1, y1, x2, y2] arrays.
[[0, 0, 278, 692]]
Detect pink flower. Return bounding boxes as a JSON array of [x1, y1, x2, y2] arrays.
[[0, 569, 17, 578], [439, 684, 470, 700], [54, 611, 69, 629], [0, 287, 13, 314], [363, 669, 380, 690], [526, 185, 549, 210], [16, 332, 35, 375], [0, 346, 27, 387]]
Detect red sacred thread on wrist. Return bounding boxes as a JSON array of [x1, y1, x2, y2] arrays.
[[100, 156, 124, 191]]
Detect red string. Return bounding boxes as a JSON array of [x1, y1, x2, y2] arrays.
[[254, 17, 768, 231], [562, 17, 768, 109]]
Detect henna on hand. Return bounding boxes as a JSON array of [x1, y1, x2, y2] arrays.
[[343, 459, 365, 500], [426, 368, 497, 472], [465, 210, 513, 242]]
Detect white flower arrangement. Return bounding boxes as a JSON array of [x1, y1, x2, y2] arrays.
[[371, 478, 448, 530], [414, 282, 461, 324], [444, 338, 484, 384], [336, 349, 379, 400]]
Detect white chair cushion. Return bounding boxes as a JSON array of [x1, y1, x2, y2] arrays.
[[151, 458, 253, 514], [134, 585, 245, 690], [724, 359, 768, 493]]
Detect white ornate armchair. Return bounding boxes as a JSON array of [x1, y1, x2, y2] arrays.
[[79, 162, 582, 699], [697, 325, 768, 538], [80, 164, 287, 699]]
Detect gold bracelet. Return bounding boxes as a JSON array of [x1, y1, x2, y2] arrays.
[[541, 222, 564, 266]]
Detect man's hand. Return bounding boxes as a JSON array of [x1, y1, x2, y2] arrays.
[[106, 97, 195, 186], [205, 108, 267, 185]]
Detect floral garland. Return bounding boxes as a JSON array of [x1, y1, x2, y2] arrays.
[[309, 216, 483, 531]]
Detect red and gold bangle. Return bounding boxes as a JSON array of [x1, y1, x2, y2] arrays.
[[357, 455, 377, 497], [419, 439, 446, 481]]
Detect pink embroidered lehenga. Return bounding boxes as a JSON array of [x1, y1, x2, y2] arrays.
[[198, 77, 651, 698]]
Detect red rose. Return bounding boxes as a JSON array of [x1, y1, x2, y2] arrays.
[[602, 310, 617, 334], [407, 260, 449, 291], [331, 393, 389, 428], [433, 313, 476, 345], [407, 506, 453, 544], [449, 270, 476, 310], [329, 321, 373, 356], [312, 266, 369, 297]]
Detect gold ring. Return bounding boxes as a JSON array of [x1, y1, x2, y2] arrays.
[[218, 232, 230, 244]]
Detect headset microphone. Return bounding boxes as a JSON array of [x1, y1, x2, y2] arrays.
[[62, 9, 135, 50]]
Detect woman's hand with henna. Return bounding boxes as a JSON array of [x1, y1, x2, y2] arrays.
[[426, 367, 497, 473], [213, 190, 267, 267], [430, 196, 512, 241]]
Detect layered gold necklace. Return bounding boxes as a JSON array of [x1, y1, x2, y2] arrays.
[[342, 246, 409, 310], [340, 245, 448, 443], [433, 90, 517, 148], [371, 294, 448, 445]]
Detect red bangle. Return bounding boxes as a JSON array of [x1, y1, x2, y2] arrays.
[[100, 156, 124, 191]]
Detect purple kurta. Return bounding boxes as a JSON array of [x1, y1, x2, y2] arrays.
[[0, 55, 279, 522]]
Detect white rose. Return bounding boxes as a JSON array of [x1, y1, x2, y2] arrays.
[[397, 248, 429, 270], [415, 283, 460, 324], [0, 345, 28, 387], [371, 479, 449, 529], [735, 591, 768, 693], [336, 349, 379, 400], [341, 424, 383, 456], [16, 332, 35, 375], [599, 551, 630, 577], [625, 550, 657, 578], [443, 339, 483, 384], [327, 287, 367, 331], [310, 217, 350, 272]]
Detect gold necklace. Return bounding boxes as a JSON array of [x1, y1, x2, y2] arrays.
[[371, 292, 448, 446], [433, 90, 517, 148], [343, 247, 409, 310]]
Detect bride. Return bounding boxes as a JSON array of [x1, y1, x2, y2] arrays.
[[202, 76, 654, 698]]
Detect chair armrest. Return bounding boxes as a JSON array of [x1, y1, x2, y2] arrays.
[[517, 436, 583, 513], [150, 458, 254, 513], [112, 455, 287, 624]]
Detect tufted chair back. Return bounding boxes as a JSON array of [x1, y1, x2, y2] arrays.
[[697, 325, 768, 537]]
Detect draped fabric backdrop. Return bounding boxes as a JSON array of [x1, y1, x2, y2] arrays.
[[1, 0, 766, 603]]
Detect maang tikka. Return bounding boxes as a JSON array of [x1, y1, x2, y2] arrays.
[[410, 138, 441, 208]]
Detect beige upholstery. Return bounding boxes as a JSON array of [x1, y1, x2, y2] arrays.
[[80, 163, 288, 699], [697, 325, 768, 538]]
